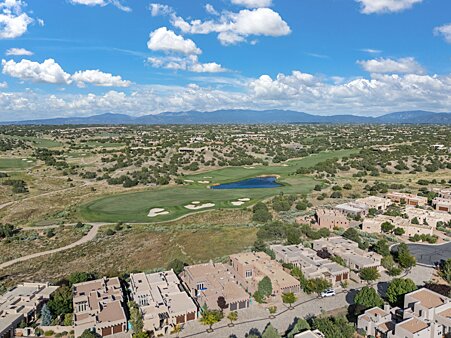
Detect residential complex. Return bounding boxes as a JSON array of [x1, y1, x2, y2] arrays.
[[386, 192, 428, 207], [229, 252, 301, 296], [0, 283, 58, 338], [432, 189, 451, 212], [362, 215, 434, 237], [271, 244, 350, 287], [356, 196, 393, 211], [180, 261, 250, 312], [432, 197, 451, 213], [129, 270, 197, 336], [358, 288, 451, 338], [335, 201, 369, 217], [405, 207, 451, 227], [312, 237, 382, 271], [315, 209, 349, 230], [72, 277, 127, 337]]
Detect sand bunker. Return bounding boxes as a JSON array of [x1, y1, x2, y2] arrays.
[[238, 198, 251, 202], [231, 197, 250, 206], [244, 166, 255, 169], [198, 180, 210, 184], [192, 201, 201, 204], [232, 201, 245, 206], [185, 203, 215, 210], [148, 208, 169, 217], [184, 180, 194, 183]]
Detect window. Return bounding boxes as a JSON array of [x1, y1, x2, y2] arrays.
[[245, 270, 253, 278], [196, 282, 204, 290]]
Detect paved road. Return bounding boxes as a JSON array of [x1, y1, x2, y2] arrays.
[[393, 242, 451, 267], [0, 223, 103, 270]]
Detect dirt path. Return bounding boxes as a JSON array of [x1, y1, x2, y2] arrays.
[[0, 223, 104, 270]]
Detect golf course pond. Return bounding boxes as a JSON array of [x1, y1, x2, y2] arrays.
[[211, 176, 282, 189]]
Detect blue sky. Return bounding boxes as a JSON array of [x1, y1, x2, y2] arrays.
[[0, 0, 450, 121]]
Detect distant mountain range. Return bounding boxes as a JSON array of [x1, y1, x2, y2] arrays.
[[1, 110, 451, 125]]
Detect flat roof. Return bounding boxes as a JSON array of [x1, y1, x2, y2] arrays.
[[398, 317, 429, 334]]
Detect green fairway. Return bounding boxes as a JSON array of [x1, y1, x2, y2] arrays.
[[0, 158, 35, 170], [79, 149, 355, 223], [5, 136, 62, 148]]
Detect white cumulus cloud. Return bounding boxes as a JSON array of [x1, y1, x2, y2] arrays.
[[356, 0, 422, 14], [5, 47, 33, 55], [357, 57, 424, 74], [70, 0, 131, 12], [147, 27, 201, 55], [71, 69, 131, 87], [0, 0, 35, 39], [2, 58, 131, 87], [148, 55, 226, 73], [2, 58, 71, 84], [434, 23, 451, 44], [231, 0, 272, 8], [172, 7, 291, 45]]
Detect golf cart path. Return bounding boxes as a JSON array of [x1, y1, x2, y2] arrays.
[[0, 223, 103, 270]]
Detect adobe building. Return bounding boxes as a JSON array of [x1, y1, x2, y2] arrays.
[[386, 192, 428, 207], [271, 244, 349, 287], [315, 209, 350, 230], [129, 270, 197, 336], [0, 283, 58, 338], [358, 288, 451, 338], [73, 277, 127, 337], [229, 252, 301, 297], [180, 262, 250, 312]]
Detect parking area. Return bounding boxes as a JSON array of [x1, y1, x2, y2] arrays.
[[405, 242, 451, 267]]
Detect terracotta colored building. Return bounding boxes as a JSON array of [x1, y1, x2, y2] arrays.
[[73, 277, 127, 337]]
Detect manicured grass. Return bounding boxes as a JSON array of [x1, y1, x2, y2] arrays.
[[79, 149, 356, 223], [83, 141, 126, 148], [8, 136, 62, 148], [0, 158, 35, 170]]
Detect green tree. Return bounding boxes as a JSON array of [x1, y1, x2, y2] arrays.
[[397, 243, 416, 270], [381, 255, 401, 276], [133, 332, 149, 338], [381, 221, 395, 233], [80, 330, 100, 338], [68, 272, 95, 286], [258, 276, 273, 298], [374, 239, 390, 256], [441, 258, 451, 283], [386, 278, 417, 305], [312, 316, 355, 338], [128, 301, 143, 333], [286, 318, 310, 338], [394, 227, 405, 236], [200, 309, 223, 331], [359, 267, 380, 284], [227, 311, 238, 325], [282, 292, 297, 308], [262, 324, 281, 338], [167, 259, 186, 274], [253, 203, 272, 223], [354, 287, 384, 309], [305, 278, 332, 296], [286, 226, 301, 245], [47, 286, 73, 317], [40, 304, 52, 326], [63, 313, 73, 326]]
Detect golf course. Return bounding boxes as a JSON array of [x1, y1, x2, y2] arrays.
[[79, 149, 355, 223]]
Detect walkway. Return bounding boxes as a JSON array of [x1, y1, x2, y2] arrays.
[[0, 223, 103, 270]]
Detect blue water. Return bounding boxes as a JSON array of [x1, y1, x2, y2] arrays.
[[211, 176, 282, 190]]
